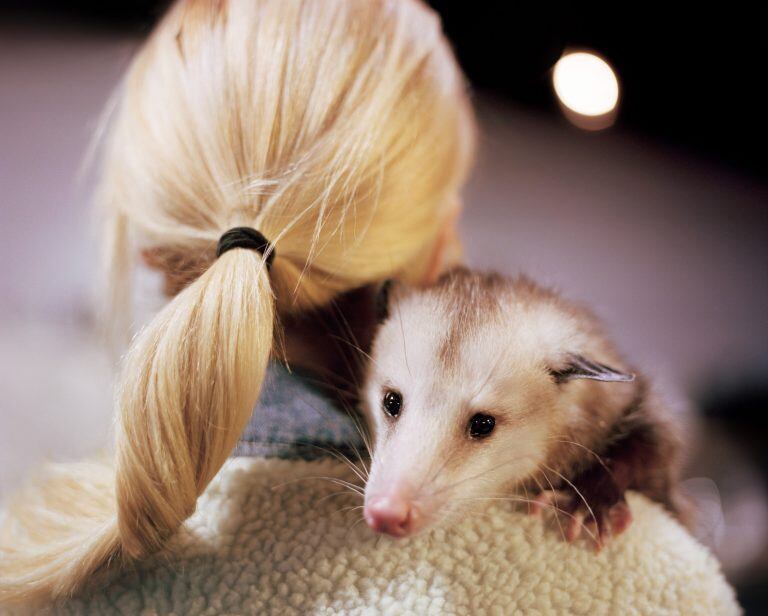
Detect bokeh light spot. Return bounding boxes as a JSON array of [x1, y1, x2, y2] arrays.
[[553, 51, 619, 125]]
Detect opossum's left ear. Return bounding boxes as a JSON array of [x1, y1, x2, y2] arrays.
[[374, 280, 415, 323], [549, 353, 635, 384], [375, 280, 395, 323]]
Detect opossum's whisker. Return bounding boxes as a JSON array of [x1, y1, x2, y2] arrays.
[[453, 495, 548, 507], [326, 333, 365, 390], [524, 473, 598, 541], [299, 366, 359, 392], [338, 504, 365, 514], [351, 442, 371, 478], [343, 506, 364, 529], [290, 371, 373, 468], [271, 475, 364, 496], [249, 438, 350, 460], [353, 420, 373, 464], [286, 390, 371, 479], [258, 438, 368, 484], [453, 493, 564, 515], [320, 476, 365, 495], [314, 445, 368, 484], [529, 473, 547, 505], [327, 332, 379, 370], [394, 291, 412, 378], [327, 450, 368, 485], [341, 409, 373, 473], [328, 504, 365, 520], [347, 515, 369, 534], [469, 343, 509, 400], [420, 452, 454, 495], [447, 496, 599, 544], [428, 454, 534, 498], [334, 506, 366, 528], [546, 437, 610, 473], [328, 405, 372, 478], [317, 490, 363, 505], [522, 481, 531, 514], [328, 296, 363, 351], [425, 452, 539, 499], [540, 463, 598, 529], [536, 465, 568, 543], [529, 491, 599, 545], [314, 405, 371, 476]]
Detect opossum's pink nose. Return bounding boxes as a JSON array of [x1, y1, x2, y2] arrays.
[[364, 495, 415, 537]]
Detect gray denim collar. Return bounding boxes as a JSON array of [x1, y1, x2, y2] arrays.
[[234, 362, 366, 461]]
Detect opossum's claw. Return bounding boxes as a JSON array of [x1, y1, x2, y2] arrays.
[[584, 498, 632, 549], [608, 500, 633, 535], [534, 487, 633, 548], [528, 490, 555, 517], [565, 511, 584, 542]]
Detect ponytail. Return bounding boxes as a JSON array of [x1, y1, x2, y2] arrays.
[[0, 0, 475, 605], [0, 249, 274, 602]]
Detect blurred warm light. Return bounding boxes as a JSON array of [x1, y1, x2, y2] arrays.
[[552, 51, 619, 130]]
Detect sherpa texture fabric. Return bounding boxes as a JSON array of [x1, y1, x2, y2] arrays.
[[38, 457, 738, 616]]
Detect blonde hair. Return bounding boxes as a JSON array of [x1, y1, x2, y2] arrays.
[[0, 0, 474, 605]]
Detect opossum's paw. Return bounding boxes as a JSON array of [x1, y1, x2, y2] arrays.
[[528, 489, 632, 550], [570, 497, 632, 551]]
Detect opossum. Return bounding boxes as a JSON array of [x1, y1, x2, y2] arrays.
[[361, 268, 686, 547]]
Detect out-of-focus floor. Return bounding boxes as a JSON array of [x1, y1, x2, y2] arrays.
[[1, 21, 768, 597]]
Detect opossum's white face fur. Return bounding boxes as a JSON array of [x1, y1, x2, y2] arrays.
[[362, 270, 632, 537]]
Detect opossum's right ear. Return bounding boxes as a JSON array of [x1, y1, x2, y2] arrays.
[[549, 353, 635, 384], [375, 279, 395, 323]]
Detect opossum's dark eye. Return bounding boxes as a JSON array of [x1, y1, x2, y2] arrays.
[[468, 413, 495, 438], [382, 389, 403, 418]]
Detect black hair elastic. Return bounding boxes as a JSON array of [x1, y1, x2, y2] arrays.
[[216, 227, 275, 268]]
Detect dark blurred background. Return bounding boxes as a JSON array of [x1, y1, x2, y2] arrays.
[[1, 2, 766, 611]]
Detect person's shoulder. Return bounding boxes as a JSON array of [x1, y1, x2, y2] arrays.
[[527, 492, 741, 615], [57, 463, 740, 616]]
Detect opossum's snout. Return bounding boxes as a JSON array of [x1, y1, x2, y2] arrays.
[[364, 476, 438, 537], [363, 490, 420, 537]]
